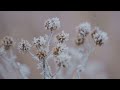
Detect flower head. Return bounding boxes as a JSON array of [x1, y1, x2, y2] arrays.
[[33, 35, 48, 50], [76, 22, 91, 37], [18, 39, 32, 54], [36, 48, 48, 60], [53, 43, 68, 56], [1, 36, 14, 50], [55, 53, 71, 68], [91, 27, 108, 46], [44, 17, 60, 32], [55, 30, 69, 43], [75, 33, 85, 46]]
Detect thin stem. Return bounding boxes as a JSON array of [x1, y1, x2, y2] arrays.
[[51, 67, 61, 79], [47, 32, 54, 47], [76, 41, 95, 79], [45, 60, 52, 78], [77, 70, 81, 79], [29, 51, 40, 62], [43, 59, 46, 79], [42, 32, 53, 79]]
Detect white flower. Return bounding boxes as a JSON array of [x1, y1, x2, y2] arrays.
[[18, 39, 32, 54], [1, 36, 14, 50], [55, 53, 71, 68], [36, 48, 48, 60], [91, 27, 108, 46], [44, 17, 60, 31], [55, 30, 69, 43], [33, 35, 48, 50], [75, 33, 85, 46], [53, 43, 68, 56], [76, 22, 91, 37]]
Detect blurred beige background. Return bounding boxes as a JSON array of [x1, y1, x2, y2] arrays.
[[0, 11, 119, 79]]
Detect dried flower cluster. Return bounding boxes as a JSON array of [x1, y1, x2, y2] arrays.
[[33, 35, 48, 50], [0, 36, 31, 79], [53, 43, 68, 56], [18, 39, 32, 54], [36, 49, 48, 60], [75, 22, 91, 45], [44, 17, 60, 32], [75, 23, 108, 47], [33, 35, 49, 60], [77, 22, 91, 37], [1, 36, 14, 50], [91, 27, 108, 46], [0, 17, 109, 79], [55, 31, 69, 43], [16, 17, 71, 79], [53, 30, 70, 68]]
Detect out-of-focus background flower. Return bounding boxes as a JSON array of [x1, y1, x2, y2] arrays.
[[0, 11, 119, 79]]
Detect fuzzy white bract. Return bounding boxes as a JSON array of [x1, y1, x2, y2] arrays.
[[92, 27, 108, 46], [44, 17, 60, 31], [53, 43, 68, 56], [18, 39, 32, 54], [33, 35, 48, 50], [76, 22, 91, 37], [55, 30, 69, 43], [36, 48, 49, 60]]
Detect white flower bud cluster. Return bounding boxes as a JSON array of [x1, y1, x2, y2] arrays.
[[75, 22, 91, 46], [53, 30, 71, 68], [44, 17, 60, 32], [55, 30, 69, 43], [33, 34, 49, 50], [18, 39, 32, 54], [91, 27, 108, 46], [76, 22, 91, 37]]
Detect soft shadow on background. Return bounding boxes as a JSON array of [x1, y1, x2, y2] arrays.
[[0, 11, 119, 79]]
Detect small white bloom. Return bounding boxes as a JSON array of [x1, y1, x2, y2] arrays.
[[44, 17, 60, 31], [55, 30, 69, 43], [55, 53, 71, 68], [33, 36, 46, 49], [76, 22, 91, 37], [33, 35, 48, 50], [18, 39, 32, 54], [53, 43, 68, 56], [36, 48, 48, 60], [91, 27, 108, 46]]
